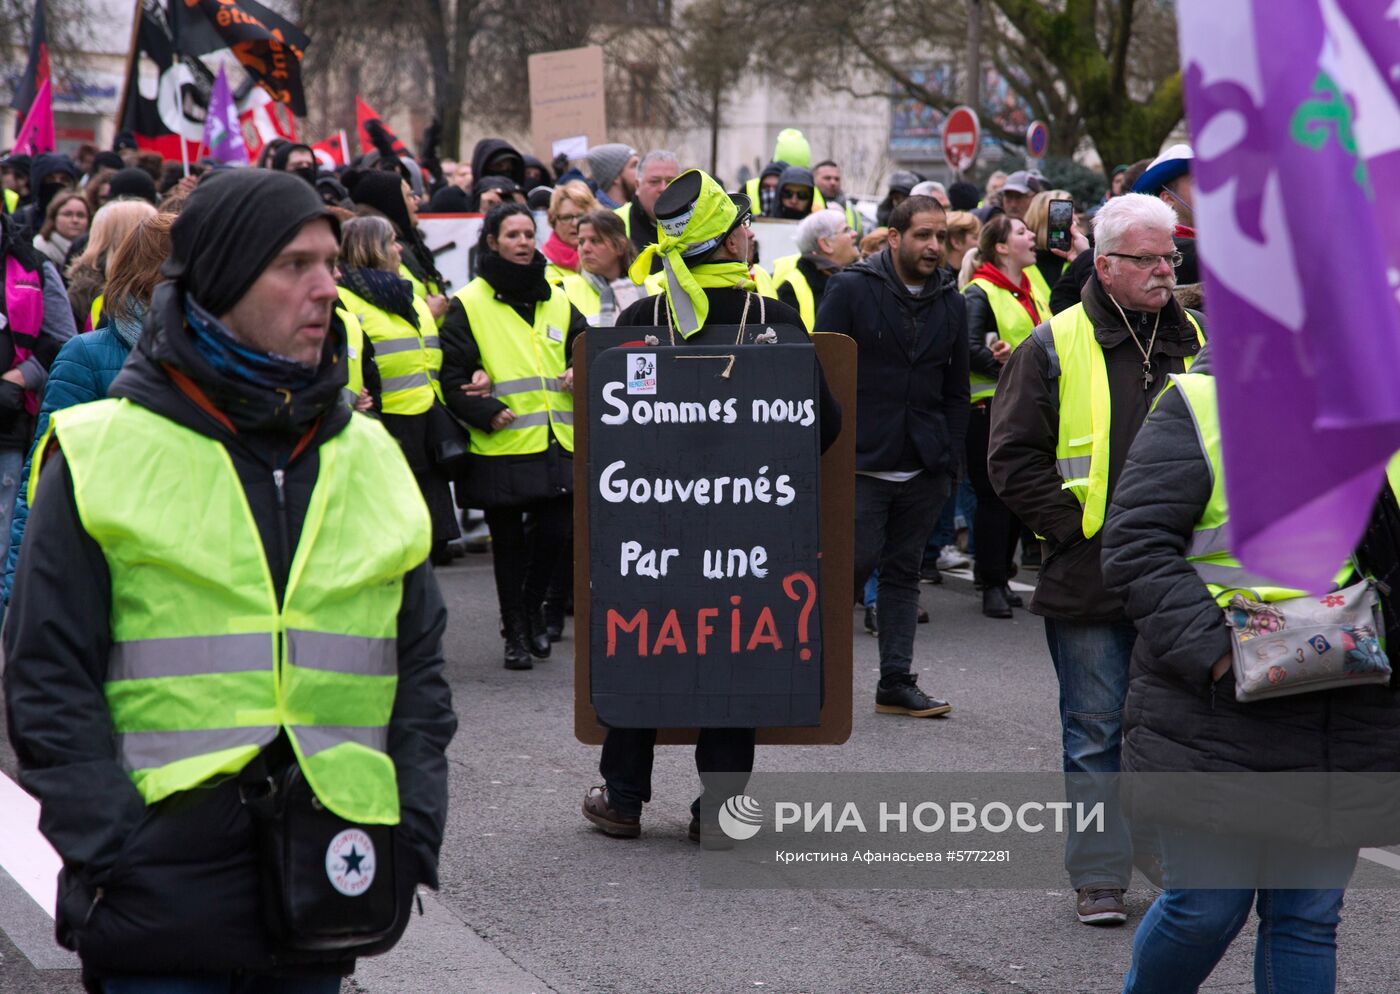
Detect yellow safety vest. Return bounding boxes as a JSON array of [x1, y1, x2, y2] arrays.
[[2, 189, 16, 214], [89, 294, 104, 330], [1033, 303, 1204, 539], [452, 277, 574, 456], [399, 261, 442, 312], [545, 262, 574, 287], [615, 201, 632, 237], [776, 265, 816, 333], [336, 287, 442, 415], [1026, 261, 1064, 307], [749, 265, 778, 299], [560, 273, 601, 319], [1171, 371, 1351, 603], [965, 275, 1049, 403], [42, 398, 428, 821], [771, 254, 799, 284], [339, 306, 366, 408]]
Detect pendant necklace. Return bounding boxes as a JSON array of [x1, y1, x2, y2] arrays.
[[1107, 293, 1161, 390]]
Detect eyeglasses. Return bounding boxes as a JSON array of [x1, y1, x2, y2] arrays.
[[1106, 251, 1184, 270], [555, 213, 584, 224], [781, 188, 812, 201]]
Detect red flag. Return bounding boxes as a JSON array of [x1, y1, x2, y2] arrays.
[[355, 96, 408, 158], [240, 89, 297, 162], [311, 130, 349, 169], [14, 78, 55, 155], [11, 0, 49, 126]]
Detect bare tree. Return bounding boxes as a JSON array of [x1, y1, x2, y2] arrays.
[[739, 0, 1182, 170]]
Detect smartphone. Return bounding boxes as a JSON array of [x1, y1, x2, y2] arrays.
[[1047, 199, 1074, 253]]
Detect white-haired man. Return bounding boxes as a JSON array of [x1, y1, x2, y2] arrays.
[[617, 149, 680, 261], [987, 193, 1205, 928], [775, 208, 859, 331]]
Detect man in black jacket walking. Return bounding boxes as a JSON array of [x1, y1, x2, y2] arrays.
[[816, 195, 970, 718], [4, 170, 456, 992]]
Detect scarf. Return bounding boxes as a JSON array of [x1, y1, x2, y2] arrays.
[[541, 232, 579, 272], [108, 299, 147, 350], [339, 265, 419, 326], [971, 261, 1042, 324], [478, 251, 552, 306], [185, 297, 319, 392], [581, 268, 617, 312]]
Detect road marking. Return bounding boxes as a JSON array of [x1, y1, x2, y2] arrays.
[[941, 567, 1037, 594], [0, 770, 60, 918], [1361, 847, 1400, 873]]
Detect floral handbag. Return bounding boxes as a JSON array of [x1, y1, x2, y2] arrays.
[[1224, 577, 1391, 702]]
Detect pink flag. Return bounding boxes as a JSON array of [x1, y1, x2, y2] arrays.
[[13, 78, 54, 155]]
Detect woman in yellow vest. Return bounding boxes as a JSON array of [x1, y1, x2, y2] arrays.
[[561, 209, 649, 327], [347, 171, 448, 322], [541, 181, 598, 285], [440, 203, 588, 669], [962, 214, 1047, 619], [337, 216, 459, 565], [1023, 189, 1085, 305]]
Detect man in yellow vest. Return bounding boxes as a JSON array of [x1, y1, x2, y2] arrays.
[[616, 149, 679, 271], [775, 208, 859, 332], [987, 193, 1205, 928], [3, 170, 457, 987]]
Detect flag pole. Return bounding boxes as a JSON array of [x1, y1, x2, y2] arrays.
[[180, 130, 189, 177], [114, 0, 144, 144], [339, 128, 348, 165]]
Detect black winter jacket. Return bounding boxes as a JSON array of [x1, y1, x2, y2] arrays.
[[988, 273, 1202, 622], [3, 283, 457, 979], [814, 249, 969, 476], [438, 276, 588, 508], [1101, 348, 1400, 844]]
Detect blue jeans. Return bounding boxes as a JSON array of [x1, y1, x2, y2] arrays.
[[1043, 617, 1136, 888], [0, 446, 24, 568], [853, 472, 948, 680], [104, 976, 340, 994], [1123, 829, 1357, 993]]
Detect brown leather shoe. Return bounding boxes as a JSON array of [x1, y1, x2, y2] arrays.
[[582, 786, 640, 838], [1076, 886, 1127, 925]]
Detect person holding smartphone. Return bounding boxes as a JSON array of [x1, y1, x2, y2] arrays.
[[1024, 190, 1089, 305], [962, 214, 1046, 618]]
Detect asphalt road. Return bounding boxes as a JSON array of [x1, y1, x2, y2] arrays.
[[4, 555, 1400, 993]]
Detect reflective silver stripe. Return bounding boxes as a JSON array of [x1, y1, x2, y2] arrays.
[[502, 411, 552, 430], [552, 409, 574, 425], [1190, 560, 1285, 591], [428, 367, 441, 381], [493, 376, 546, 397], [287, 630, 396, 677], [293, 725, 388, 758], [1056, 456, 1092, 480], [1031, 321, 1059, 379], [1188, 526, 1231, 559], [660, 257, 701, 336], [372, 337, 424, 356], [119, 725, 278, 771], [381, 372, 433, 393], [109, 633, 272, 682], [422, 335, 441, 350]]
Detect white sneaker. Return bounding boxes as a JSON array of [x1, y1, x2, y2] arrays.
[[935, 545, 971, 571]]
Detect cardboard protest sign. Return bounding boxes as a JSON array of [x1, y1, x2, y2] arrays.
[[587, 342, 824, 728], [527, 45, 607, 164]]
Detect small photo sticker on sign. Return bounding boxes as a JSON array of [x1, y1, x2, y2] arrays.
[[627, 353, 657, 395]]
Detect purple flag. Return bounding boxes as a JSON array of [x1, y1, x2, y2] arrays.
[[200, 65, 248, 166], [1178, 2, 1400, 591]]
